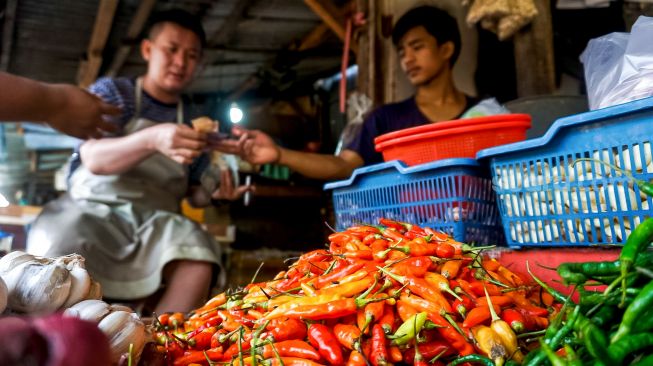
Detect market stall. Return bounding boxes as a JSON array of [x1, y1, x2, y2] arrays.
[[2, 0, 653, 365]]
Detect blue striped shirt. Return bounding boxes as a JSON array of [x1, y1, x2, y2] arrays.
[[70, 77, 208, 184]]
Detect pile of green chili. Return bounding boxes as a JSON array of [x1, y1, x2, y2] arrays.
[[523, 217, 653, 366]]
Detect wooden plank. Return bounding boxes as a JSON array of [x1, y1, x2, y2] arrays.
[[0, 0, 18, 71], [77, 0, 119, 87], [297, 22, 330, 51], [209, 0, 256, 46], [304, 0, 358, 53], [105, 0, 157, 77], [513, 0, 555, 97]]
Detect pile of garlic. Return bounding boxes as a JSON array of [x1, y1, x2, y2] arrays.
[[0, 251, 147, 363], [64, 299, 147, 363], [495, 143, 653, 244], [0, 251, 102, 314]]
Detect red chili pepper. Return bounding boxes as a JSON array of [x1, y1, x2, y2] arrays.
[[520, 305, 550, 317], [157, 313, 171, 328], [395, 299, 419, 322], [358, 293, 386, 334], [435, 243, 456, 258], [347, 350, 367, 366], [223, 335, 253, 360], [441, 258, 464, 279], [378, 304, 396, 334], [452, 297, 470, 318], [501, 308, 526, 333], [266, 317, 307, 342], [188, 327, 218, 350], [343, 250, 373, 260], [186, 316, 222, 340], [388, 346, 403, 363], [311, 262, 365, 289], [468, 280, 501, 297], [370, 324, 389, 366], [261, 340, 321, 361], [381, 269, 452, 313], [391, 256, 432, 277], [334, 323, 362, 350], [403, 341, 453, 363], [462, 306, 497, 328], [173, 347, 223, 366], [265, 357, 327, 366], [379, 218, 411, 232], [308, 324, 344, 365]]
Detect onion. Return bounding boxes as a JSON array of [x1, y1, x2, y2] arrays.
[[31, 314, 112, 366]]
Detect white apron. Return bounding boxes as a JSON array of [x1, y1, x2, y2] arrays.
[[27, 79, 222, 300]]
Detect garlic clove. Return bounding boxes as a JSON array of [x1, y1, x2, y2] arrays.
[[61, 265, 92, 309], [0, 276, 7, 314], [86, 279, 103, 300], [64, 299, 112, 323], [99, 310, 146, 363], [0, 251, 35, 278]]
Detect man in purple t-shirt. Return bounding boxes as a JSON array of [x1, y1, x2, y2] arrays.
[[217, 6, 478, 179]]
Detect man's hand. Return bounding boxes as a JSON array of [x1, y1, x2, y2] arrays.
[[212, 168, 253, 201], [211, 126, 281, 165], [150, 123, 207, 164], [48, 84, 120, 139]]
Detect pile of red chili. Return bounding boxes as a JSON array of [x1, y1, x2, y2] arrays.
[[151, 219, 559, 366]]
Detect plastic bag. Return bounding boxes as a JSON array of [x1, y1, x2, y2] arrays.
[[460, 98, 511, 118], [581, 16, 653, 110], [335, 92, 373, 155]]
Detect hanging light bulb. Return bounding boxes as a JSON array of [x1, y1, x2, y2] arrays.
[[229, 103, 243, 124]]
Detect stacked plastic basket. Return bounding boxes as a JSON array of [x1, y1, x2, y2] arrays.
[[477, 97, 653, 248], [324, 159, 505, 245]]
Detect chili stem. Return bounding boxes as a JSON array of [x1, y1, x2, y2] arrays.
[[517, 329, 546, 339], [250, 262, 265, 284]]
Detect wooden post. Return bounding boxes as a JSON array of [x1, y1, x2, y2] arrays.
[[0, 0, 18, 71], [355, 0, 385, 107], [105, 0, 157, 77], [513, 0, 556, 97], [77, 0, 119, 87]]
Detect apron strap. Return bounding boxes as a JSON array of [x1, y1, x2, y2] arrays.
[[135, 77, 183, 124]]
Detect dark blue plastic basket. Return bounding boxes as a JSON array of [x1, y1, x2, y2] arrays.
[[477, 97, 653, 248], [324, 159, 505, 244]]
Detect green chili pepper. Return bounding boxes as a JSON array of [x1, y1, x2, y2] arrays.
[[608, 333, 653, 364], [620, 218, 653, 286], [575, 315, 614, 364], [525, 306, 580, 366], [540, 341, 566, 366], [632, 306, 653, 333], [446, 354, 495, 366], [389, 311, 427, 346], [630, 353, 653, 366], [579, 288, 639, 307], [589, 305, 617, 329], [612, 279, 653, 343]]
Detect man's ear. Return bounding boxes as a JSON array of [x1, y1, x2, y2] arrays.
[[439, 41, 455, 62], [141, 39, 152, 61]]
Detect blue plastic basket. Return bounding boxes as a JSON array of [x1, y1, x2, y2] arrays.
[[477, 96, 653, 248], [324, 159, 505, 244]]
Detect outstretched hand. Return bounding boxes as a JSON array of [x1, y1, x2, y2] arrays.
[[47, 84, 120, 139], [150, 123, 207, 165], [210, 126, 281, 165], [211, 168, 254, 201]]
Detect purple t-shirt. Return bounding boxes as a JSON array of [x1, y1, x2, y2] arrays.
[[345, 96, 478, 165]]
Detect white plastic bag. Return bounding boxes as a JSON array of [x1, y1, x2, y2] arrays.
[[581, 16, 653, 110], [460, 98, 511, 118]]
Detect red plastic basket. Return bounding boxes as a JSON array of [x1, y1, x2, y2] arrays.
[[375, 114, 531, 166]]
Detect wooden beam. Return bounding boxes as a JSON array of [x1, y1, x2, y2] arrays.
[[297, 23, 330, 51], [105, 0, 157, 77], [209, 0, 256, 47], [303, 0, 357, 54], [77, 0, 119, 87], [513, 0, 555, 97], [0, 0, 18, 71]]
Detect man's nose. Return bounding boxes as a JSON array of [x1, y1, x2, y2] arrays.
[[172, 52, 186, 68]]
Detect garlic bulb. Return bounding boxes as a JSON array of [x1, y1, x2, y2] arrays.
[[99, 310, 146, 363], [0, 251, 101, 314], [64, 299, 147, 364], [4, 259, 71, 314], [0, 276, 7, 313]]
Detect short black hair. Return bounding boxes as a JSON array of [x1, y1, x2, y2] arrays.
[[392, 6, 461, 65], [147, 9, 206, 49]]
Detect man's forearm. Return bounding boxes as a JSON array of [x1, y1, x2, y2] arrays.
[[0, 73, 62, 122], [79, 130, 156, 175], [277, 148, 359, 180]]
